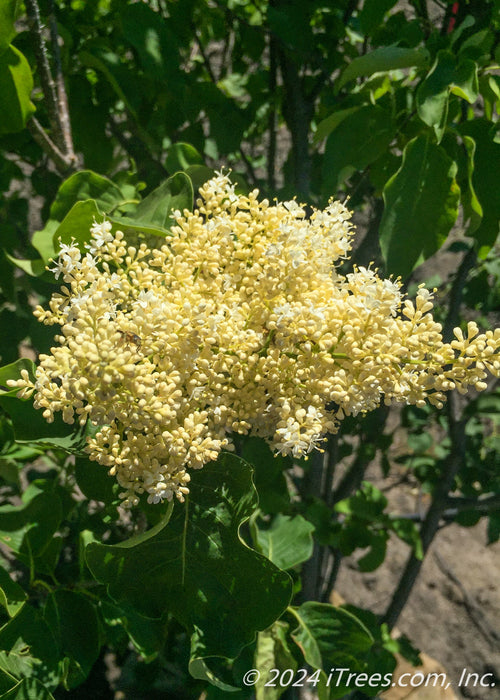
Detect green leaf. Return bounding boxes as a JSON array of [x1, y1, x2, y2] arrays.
[[0, 667, 17, 696], [79, 47, 140, 119], [100, 601, 165, 661], [416, 50, 455, 141], [51, 199, 102, 251], [0, 565, 26, 618], [390, 518, 423, 559], [290, 602, 373, 668], [459, 135, 483, 235], [451, 59, 478, 103], [460, 119, 500, 254], [185, 165, 216, 195], [251, 514, 314, 570], [313, 107, 360, 144], [0, 358, 35, 397], [166, 143, 204, 173], [74, 456, 118, 504], [0, 392, 79, 446], [241, 437, 291, 515], [0, 0, 18, 51], [3, 253, 46, 278], [358, 0, 398, 35], [0, 679, 56, 700], [339, 46, 429, 89], [49, 171, 125, 221], [120, 1, 179, 79], [335, 482, 387, 519], [0, 45, 35, 135], [0, 605, 59, 688], [133, 172, 194, 230], [487, 512, 500, 544], [86, 453, 292, 662], [417, 51, 478, 142], [44, 590, 100, 689], [379, 134, 460, 278], [357, 531, 388, 572], [31, 221, 60, 265], [255, 622, 297, 700], [289, 602, 376, 699], [321, 105, 394, 194], [0, 491, 62, 558]]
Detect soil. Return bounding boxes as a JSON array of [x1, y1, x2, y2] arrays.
[[334, 473, 500, 700]]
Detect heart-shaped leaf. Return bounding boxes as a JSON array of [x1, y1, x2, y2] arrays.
[[86, 453, 292, 663]]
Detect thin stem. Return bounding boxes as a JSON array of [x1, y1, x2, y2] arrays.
[[27, 117, 76, 174]]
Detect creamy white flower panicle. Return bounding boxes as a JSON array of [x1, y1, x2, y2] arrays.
[[10, 174, 500, 506]]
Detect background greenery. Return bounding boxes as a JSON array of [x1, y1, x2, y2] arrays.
[[0, 0, 499, 698]]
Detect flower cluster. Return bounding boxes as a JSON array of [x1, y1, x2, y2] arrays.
[[11, 174, 500, 506]]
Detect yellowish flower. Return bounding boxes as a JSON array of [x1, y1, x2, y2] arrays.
[[10, 174, 500, 506]]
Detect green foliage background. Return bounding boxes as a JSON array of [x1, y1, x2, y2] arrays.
[[0, 0, 499, 698]]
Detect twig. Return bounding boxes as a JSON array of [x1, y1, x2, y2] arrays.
[[434, 551, 500, 647], [25, 0, 65, 153], [27, 117, 75, 174]]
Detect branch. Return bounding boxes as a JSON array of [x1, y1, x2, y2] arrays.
[[25, 0, 65, 153], [278, 49, 313, 198], [390, 492, 500, 523], [300, 449, 328, 602], [48, 0, 75, 161], [381, 392, 466, 630], [27, 117, 76, 174], [267, 30, 277, 192]]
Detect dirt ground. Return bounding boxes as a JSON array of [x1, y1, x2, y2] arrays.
[[335, 476, 500, 700]]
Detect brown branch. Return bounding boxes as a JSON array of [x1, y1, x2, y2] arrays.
[[381, 392, 466, 630], [27, 117, 76, 174], [48, 0, 75, 162], [267, 30, 277, 192], [25, 0, 65, 153]]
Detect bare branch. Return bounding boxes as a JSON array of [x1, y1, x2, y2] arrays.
[[25, 0, 65, 153], [48, 0, 75, 161], [27, 117, 76, 174]]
